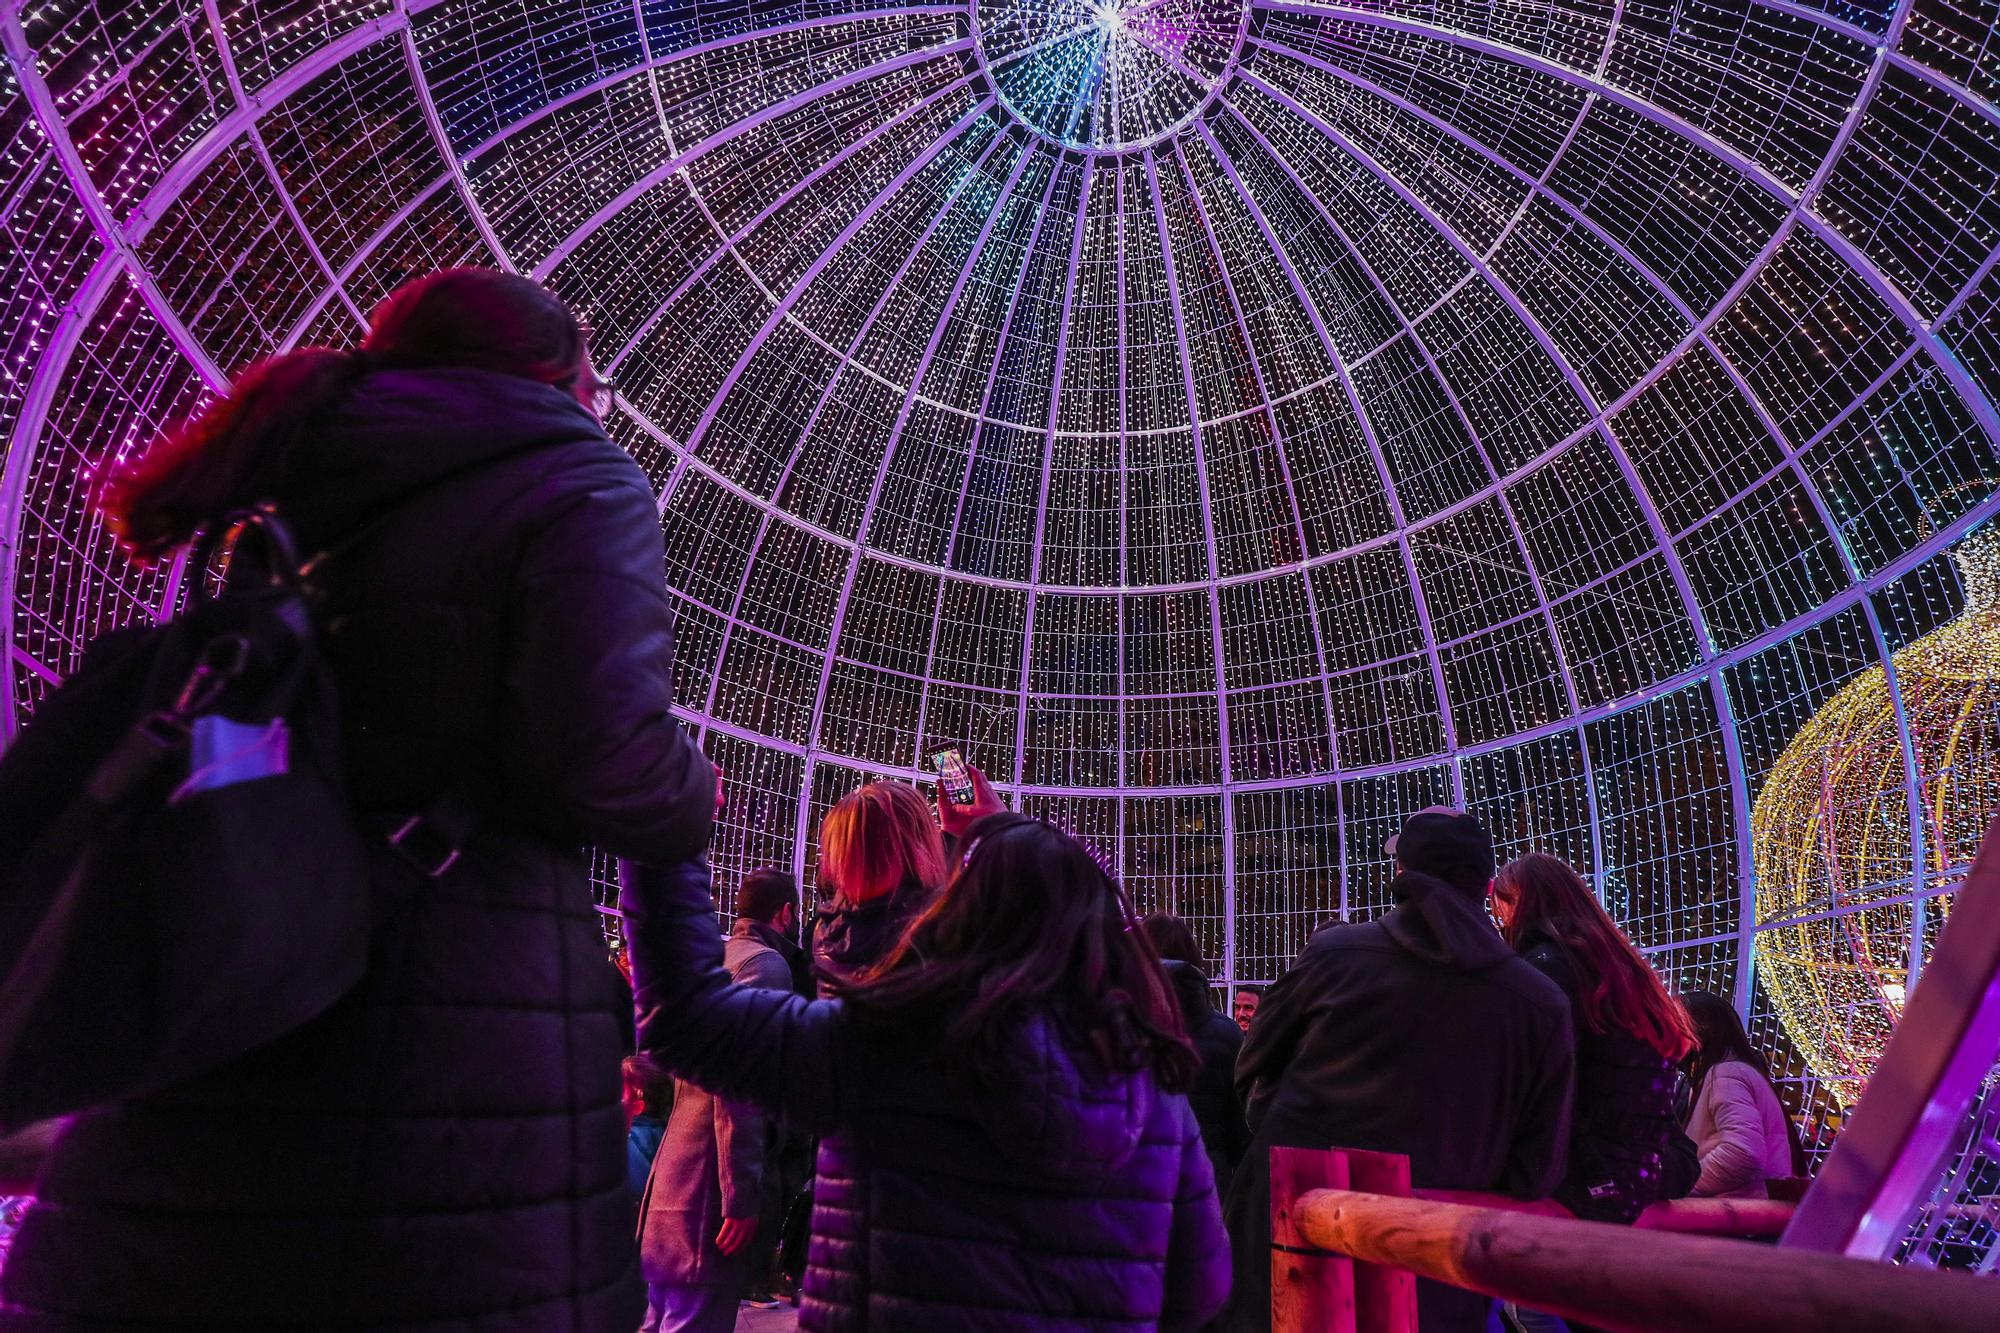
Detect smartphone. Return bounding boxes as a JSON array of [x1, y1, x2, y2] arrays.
[[931, 748, 976, 806]]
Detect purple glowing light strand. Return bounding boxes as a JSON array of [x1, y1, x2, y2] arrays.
[[1240, 61, 1733, 918], [1233, 71, 1719, 663], [1256, 0, 2000, 463], [910, 161, 1098, 774], [0, 9, 229, 643], [670, 100, 1000, 465], [700, 126, 1019, 725], [530, 36, 978, 283], [605, 74, 981, 379], [1010, 157, 1097, 795], [1201, 104, 1599, 826], [1171, 138, 1340, 773], [458, 8, 969, 167], [1200, 104, 1464, 778], [1144, 146, 1238, 982], [281, 175, 455, 348], [393, 0, 513, 273], [799, 137, 1044, 769], [600, 469, 2000, 803], [0, 250, 124, 740], [199, 0, 364, 329]]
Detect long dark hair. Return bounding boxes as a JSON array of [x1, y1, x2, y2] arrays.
[[1683, 989, 1809, 1176], [101, 269, 592, 559], [1140, 912, 1206, 973], [847, 814, 1198, 1094], [1496, 853, 1696, 1062]]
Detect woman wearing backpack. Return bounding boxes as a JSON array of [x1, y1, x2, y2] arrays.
[[1, 270, 714, 1329], [620, 801, 1232, 1332]]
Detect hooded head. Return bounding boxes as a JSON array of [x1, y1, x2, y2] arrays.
[[1383, 807, 1510, 970], [1385, 806, 1496, 897]]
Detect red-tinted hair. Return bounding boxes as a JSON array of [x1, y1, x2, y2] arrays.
[[1495, 853, 1696, 1063], [101, 269, 590, 559], [818, 781, 947, 906]]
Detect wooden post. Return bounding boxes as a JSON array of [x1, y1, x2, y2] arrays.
[[1271, 1146, 1354, 1332], [1344, 1149, 1419, 1331]]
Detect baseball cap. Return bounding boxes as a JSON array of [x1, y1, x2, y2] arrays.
[[1385, 806, 1495, 895]]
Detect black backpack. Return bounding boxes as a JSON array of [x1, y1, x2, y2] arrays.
[[0, 508, 384, 1128]]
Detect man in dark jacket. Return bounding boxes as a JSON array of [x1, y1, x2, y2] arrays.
[[1, 358, 716, 1331], [1225, 808, 1575, 1333]]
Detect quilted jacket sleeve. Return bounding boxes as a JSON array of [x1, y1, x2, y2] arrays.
[[502, 448, 715, 865], [1161, 1099, 1231, 1331], [621, 856, 848, 1135]]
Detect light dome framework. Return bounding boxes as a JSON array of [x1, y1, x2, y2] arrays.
[[0, 0, 1998, 1135]]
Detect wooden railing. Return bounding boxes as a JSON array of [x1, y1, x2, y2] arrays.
[[1282, 1183, 2000, 1333]]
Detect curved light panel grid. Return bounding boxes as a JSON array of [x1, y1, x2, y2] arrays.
[[2, 0, 2000, 1156]]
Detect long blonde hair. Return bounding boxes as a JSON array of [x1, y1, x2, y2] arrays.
[[819, 781, 947, 905]]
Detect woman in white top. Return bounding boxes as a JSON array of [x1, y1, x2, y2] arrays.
[[1681, 991, 1805, 1196]]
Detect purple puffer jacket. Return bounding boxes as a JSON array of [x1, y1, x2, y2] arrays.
[[622, 857, 1231, 1332]]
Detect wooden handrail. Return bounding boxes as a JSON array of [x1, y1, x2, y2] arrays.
[[1411, 1187, 1797, 1238], [1294, 1188, 2000, 1333]]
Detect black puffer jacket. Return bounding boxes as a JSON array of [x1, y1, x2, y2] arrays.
[[1, 368, 714, 1330], [1517, 933, 1697, 1222], [1163, 961, 1249, 1199], [622, 858, 1231, 1332], [810, 879, 932, 996]]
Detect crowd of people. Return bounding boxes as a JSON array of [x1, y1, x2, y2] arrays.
[[0, 270, 1808, 1332]]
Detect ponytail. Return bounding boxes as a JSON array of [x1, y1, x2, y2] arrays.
[[99, 268, 590, 561], [102, 348, 365, 560]]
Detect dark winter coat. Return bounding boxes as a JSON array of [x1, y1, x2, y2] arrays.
[[1164, 961, 1250, 1201], [622, 857, 1231, 1332], [639, 922, 794, 1287], [810, 878, 932, 996], [1518, 933, 1697, 1222], [1224, 872, 1575, 1333], [0, 368, 715, 1331]]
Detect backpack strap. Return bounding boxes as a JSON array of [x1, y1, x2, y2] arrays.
[[385, 786, 481, 880]]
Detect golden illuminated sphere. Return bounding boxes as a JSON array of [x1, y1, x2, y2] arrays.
[[1751, 527, 2000, 1108]]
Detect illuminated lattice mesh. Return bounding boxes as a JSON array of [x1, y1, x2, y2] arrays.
[[3, 0, 2000, 1185]]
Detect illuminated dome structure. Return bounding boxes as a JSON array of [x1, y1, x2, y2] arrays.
[[1, 0, 2000, 1124]]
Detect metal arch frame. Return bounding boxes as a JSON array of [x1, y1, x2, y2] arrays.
[[394, 0, 513, 269], [1203, 103, 1463, 796], [0, 0, 1984, 1012], [0, 9, 231, 703], [1242, 6, 1955, 1003], [1011, 154, 1099, 801], [1144, 146, 1239, 985], [0, 251, 123, 739], [1236, 63, 1821, 999], [907, 157, 1091, 798], [806, 137, 1045, 809], [1199, 97, 1610, 877], [693, 115, 1011, 726], [1171, 136, 1349, 952], [198, 0, 366, 339], [603, 73, 981, 379], [528, 38, 979, 284], [1171, 137, 1339, 770], [1251, 1, 2000, 456], [457, 7, 969, 168], [667, 98, 999, 466], [557, 474, 2000, 805]]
